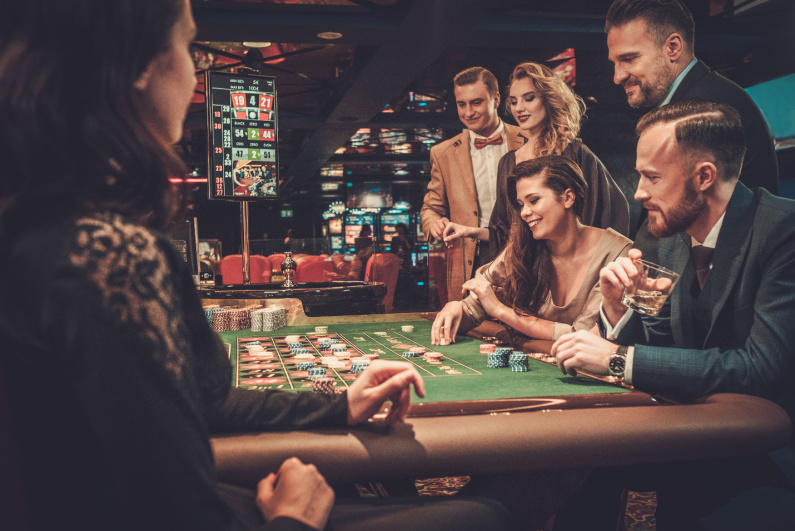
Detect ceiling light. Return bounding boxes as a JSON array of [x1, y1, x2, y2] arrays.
[[243, 42, 272, 48], [317, 32, 342, 40]]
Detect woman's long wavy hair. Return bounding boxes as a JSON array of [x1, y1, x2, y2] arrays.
[[504, 62, 585, 156], [502, 156, 588, 315], [0, 0, 187, 237]]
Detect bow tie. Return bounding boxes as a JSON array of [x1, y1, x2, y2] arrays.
[[474, 134, 503, 150]]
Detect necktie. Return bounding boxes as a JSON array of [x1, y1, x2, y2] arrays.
[[692, 245, 714, 289], [474, 134, 503, 150]]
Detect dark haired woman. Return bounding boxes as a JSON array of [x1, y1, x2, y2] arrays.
[[0, 2, 533, 530], [432, 156, 631, 345]]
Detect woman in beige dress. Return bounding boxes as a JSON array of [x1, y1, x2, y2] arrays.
[[432, 155, 632, 345]]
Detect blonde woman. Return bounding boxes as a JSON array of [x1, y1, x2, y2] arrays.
[[442, 62, 629, 259]]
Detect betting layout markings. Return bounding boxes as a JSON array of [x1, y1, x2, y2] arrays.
[[338, 330, 482, 377], [305, 333, 356, 388], [391, 330, 483, 376], [237, 335, 312, 391], [245, 334, 360, 391], [236, 336, 290, 390]]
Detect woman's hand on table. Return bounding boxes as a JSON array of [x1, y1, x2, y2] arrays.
[[431, 301, 464, 345]]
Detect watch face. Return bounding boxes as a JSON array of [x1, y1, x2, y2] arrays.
[[609, 355, 625, 376]]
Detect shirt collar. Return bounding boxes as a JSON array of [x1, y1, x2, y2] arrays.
[[659, 58, 698, 106], [691, 212, 725, 249]]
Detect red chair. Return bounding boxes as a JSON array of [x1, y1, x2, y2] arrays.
[[259, 262, 272, 282], [365, 253, 400, 313], [294, 254, 323, 267], [215, 254, 271, 284], [267, 253, 286, 274], [293, 259, 335, 283]]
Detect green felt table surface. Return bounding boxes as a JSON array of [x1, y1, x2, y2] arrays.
[[217, 319, 627, 403]]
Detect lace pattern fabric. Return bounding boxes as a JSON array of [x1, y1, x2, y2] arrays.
[[69, 213, 188, 381]]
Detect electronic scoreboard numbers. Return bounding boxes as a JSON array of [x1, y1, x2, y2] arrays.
[[206, 71, 279, 200]]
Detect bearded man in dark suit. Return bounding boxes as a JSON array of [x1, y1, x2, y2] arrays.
[[553, 99, 795, 531]]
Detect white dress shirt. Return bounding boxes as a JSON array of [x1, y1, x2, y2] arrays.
[[469, 121, 509, 228]]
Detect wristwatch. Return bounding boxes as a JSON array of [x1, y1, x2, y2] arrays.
[[608, 345, 629, 378]]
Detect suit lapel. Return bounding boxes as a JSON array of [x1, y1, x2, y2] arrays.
[[667, 233, 696, 346], [451, 131, 477, 205], [702, 184, 755, 344]]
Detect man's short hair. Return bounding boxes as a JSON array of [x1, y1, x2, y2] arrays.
[[605, 0, 695, 52], [454, 67, 499, 97], [636, 99, 746, 181]]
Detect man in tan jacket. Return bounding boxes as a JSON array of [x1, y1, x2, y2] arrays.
[[421, 67, 525, 305]]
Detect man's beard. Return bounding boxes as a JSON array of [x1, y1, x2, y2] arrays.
[[626, 60, 675, 109], [645, 179, 704, 238]]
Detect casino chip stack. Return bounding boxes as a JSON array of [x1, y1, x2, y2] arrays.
[[423, 352, 443, 363], [487, 347, 511, 369], [479, 344, 496, 355], [251, 307, 287, 332], [509, 351, 529, 372], [204, 306, 224, 325], [311, 377, 336, 394], [401, 325, 415, 332], [402, 346, 425, 358], [350, 359, 370, 374], [308, 367, 326, 380], [212, 309, 232, 332], [227, 308, 251, 331]]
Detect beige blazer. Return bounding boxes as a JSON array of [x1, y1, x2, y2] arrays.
[[421, 122, 525, 304]]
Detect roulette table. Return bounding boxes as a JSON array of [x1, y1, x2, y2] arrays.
[[211, 314, 792, 486]]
